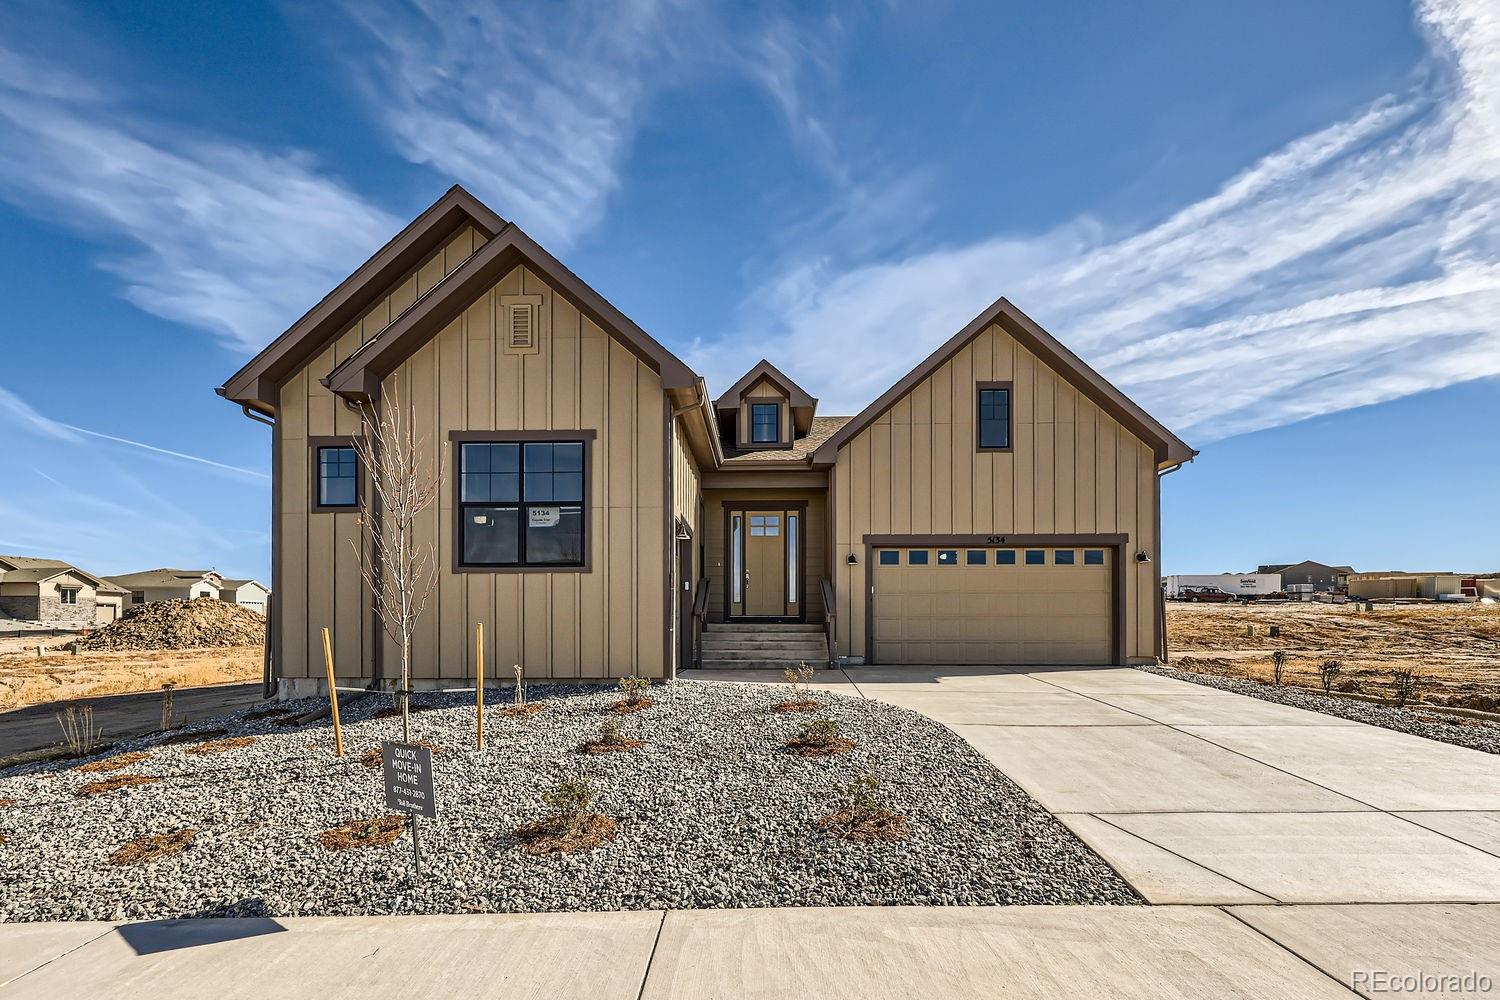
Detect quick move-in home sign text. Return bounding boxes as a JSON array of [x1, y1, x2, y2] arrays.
[[382, 741, 437, 818]]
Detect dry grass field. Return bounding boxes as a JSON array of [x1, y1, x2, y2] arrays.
[[1167, 601, 1500, 707], [0, 639, 261, 711]]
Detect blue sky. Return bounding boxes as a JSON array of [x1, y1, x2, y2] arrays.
[[1, 0, 1496, 579]]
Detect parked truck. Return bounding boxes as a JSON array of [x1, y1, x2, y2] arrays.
[[1164, 573, 1283, 601]]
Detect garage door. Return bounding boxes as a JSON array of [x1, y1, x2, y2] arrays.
[[871, 546, 1113, 664]]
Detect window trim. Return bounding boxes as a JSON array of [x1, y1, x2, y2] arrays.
[[748, 402, 781, 444], [58, 586, 80, 605], [975, 380, 1014, 453], [448, 430, 596, 574], [309, 436, 363, 513]]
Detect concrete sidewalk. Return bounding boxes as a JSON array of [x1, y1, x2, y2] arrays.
[[754, 664, 1500, 906], [3, 905, 1497, 999]]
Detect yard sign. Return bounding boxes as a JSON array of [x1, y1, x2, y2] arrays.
[[382, 741, 437, 819]]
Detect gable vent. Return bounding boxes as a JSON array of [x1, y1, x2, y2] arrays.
[[501, 294, 544, 355], [509, 304, 534, 349]]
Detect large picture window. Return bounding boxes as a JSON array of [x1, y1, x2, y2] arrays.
[[457, 438, 587, 568], [749, 402, 780, 444], [976, 382, 1012, 451]]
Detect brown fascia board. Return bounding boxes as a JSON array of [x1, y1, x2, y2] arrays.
[[218, 186, 507, 413], [811, 296, 1198, 471], [713, 359, 818, 411], [324, 223, 697, 400]]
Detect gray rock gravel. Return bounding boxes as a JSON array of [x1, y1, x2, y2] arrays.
[[1139, 664, 1500, 754], [0, 680, 1139, 921]]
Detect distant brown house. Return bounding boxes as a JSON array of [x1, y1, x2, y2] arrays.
[[1257, 561, 1354, 594], [0, 555, 130, 627], [111, 569, 224, 606], [218, 186, 1196, 696]]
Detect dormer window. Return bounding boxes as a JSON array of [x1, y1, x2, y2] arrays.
[[750, 403, 780, 444]]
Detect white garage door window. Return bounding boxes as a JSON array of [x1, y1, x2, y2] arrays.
[[872, 546, 1113, 665]]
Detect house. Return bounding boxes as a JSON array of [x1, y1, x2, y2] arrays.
[[112, 569, 224, 606], [0, 555, 131, 627], [218, 186, 1196, 695], [1256, 561, 1353, 594], [218, 579, 271, 615]]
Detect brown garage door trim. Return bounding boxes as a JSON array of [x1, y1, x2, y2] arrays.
[[862, 533, 1128, 666]]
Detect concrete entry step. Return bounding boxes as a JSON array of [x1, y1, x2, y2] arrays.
[[695, 647, 827, 662], [699, 658, 820, 670], [704, 622, 823, 633]]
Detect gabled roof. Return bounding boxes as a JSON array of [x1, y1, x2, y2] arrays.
[[219, 578, 269, 591], [218, 186, 507, 415], [721, 415, 851, 464], [111, 568, 223, 589], [0, 554, 117, 590], [714, 359, 819, 436], [322, 218, 697, 400], [811, 296, 1197, 470], [714, 359, 818, 411]]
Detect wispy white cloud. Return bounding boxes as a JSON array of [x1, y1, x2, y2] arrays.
[[0, 43, 399, 354], [0, 384, 267, 481], [705, 0, 1500, 442], [312, 0, 708, 249]]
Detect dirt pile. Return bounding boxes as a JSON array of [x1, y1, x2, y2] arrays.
[[71, 599, 267, 652]]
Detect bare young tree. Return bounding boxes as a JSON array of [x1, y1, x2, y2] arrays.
[[350, 386, 442, 743]]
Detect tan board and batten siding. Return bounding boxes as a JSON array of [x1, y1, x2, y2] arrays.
[[279, 227, 669, 682], [833, 320, 1158, 663]]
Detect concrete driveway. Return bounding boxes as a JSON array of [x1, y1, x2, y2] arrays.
[[836, 664, 1500, 905]]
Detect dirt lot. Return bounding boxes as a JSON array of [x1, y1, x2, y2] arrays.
[[0, 640, 262, 711], [1167, 601, 1500, 707]]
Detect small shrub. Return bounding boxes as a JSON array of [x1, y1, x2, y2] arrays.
[[610, 675, 655, 714], [1391, 668, 1420, 708], [579, 720, 643, 755], [1318, 659, 1342, 694], [75, 751, 151, 774], [76, 775, 160, 797], [516, 777, 617, 855], [513, 662, 527, 707], [185, 736, 257, 756], [1270, 650, 1287, 687], [819, 774, 909, 843], [319, 816, 406, 851], [773, 664, 822, 713], [109, 829, 196, 866], [783, 717, 855, 757], [56, 704, 103, 756]]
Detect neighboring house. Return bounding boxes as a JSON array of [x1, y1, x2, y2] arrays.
[[1256, 561, 1353, 594], [218, 186, 1196, 695], [219, 579, 271, 615], [0, 555, 131, 627], [112, 569, 224, 606]]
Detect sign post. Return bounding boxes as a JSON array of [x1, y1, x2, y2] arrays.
[[382, 740, 436, 877]]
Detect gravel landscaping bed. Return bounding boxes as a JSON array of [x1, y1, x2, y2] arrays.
[[1139, 665, 1500, 754], [0, 680, 1138, 921]]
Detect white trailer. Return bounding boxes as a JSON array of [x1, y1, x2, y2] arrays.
[[1165, 573, 1283, 600]]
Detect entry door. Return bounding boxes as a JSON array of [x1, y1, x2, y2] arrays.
[[728, 508, 801, 619]]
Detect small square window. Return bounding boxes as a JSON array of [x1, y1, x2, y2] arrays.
[[937, 549, 958, 565], [908, 550, 929, 565], [878, 550, 900, 566], [996, 550, 1017, 565], [1055, 550, 1075, 565], [1084, 550, 1105, 565], [966, 550, 986, 565], [1024, 550, 1046, 565]]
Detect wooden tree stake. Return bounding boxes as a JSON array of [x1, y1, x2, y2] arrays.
[[322, 627, 343, 758], [475, 622, 485, 750]]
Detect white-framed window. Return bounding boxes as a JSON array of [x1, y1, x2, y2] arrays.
[[59, 587, 80, 605]]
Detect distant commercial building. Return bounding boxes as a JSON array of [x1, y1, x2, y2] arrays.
[[1257, 561, 1353, 595], [1347, 572, 1497, 601]]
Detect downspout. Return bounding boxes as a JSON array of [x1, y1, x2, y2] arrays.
[[1155, 458, 1193, 663], [232, 402, 278, 699]]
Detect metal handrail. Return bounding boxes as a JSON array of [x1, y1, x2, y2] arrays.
[[819, 578, 836, 670], [690, 578, 711, 669]]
